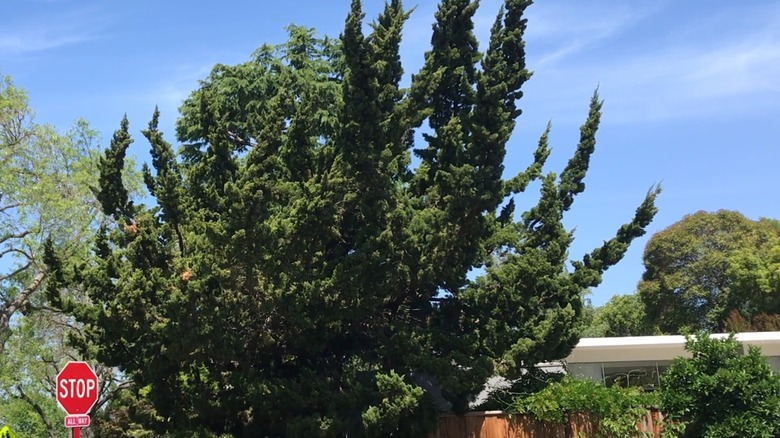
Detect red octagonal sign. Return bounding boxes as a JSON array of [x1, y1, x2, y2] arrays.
[[56, 361, 99, 416]]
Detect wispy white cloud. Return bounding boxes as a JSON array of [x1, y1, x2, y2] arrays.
[[525, 1, 663, 67], [398, 0, 660, 79], [521, 1, 780, 124], [143, 63, 217, 113], [0, 6, 106, 54], [593, 33, 780, 122], [0, 32, 91, 53], [684, 40, 780, 97]]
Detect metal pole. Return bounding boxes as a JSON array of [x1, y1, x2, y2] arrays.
[[73, 428, 80, 438]]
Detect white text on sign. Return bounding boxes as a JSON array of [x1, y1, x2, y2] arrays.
[[65, 415, 91, 428], [58, 379, 97, 399]]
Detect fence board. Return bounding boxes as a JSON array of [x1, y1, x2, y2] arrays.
[[431, 410, 663, 438]]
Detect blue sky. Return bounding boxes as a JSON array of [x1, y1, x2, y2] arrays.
[[2, 0, 779, 306]]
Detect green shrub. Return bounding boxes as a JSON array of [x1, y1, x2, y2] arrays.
[[510, 376, 656, 437], [660, 333, 780, 438]]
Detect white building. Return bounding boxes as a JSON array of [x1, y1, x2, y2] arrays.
[[565, 332, 780, 389]]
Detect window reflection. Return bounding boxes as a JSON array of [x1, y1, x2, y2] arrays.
[[567, 355, 780, 389], [602, 361, 669, 390]]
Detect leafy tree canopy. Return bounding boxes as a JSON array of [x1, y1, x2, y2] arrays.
[[0, 73, 138, 437], [639, 210, 780, 334], [581, 294, 650, 338], [46, 1, 660, 436], [0, 73, 102, 348]]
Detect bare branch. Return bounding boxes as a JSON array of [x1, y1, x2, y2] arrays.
[[0, 261, 31, 282], [0, 201, 22, 213], [0, 229, 31, 246], [0, 269, 47, 349], [15, 385, 57, 438], [0, 246, 34, 263], [26, 304, 67, 313], [93, 379, 134, 413], [0, 247, 29, 259], [227, 130, 256, 147]]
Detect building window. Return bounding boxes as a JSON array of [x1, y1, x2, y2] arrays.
[[602, 361, 670, 390]]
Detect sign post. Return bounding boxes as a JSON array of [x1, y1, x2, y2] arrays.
[[56, 361, 99, 438]]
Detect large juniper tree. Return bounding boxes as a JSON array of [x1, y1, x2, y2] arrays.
[[46, 0, 660, 435]]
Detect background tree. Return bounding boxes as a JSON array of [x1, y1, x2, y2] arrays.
[[0, 73, 97, 435], [46, 1, 660, 436], [660, 333, 780, 437], [0, 74, 101, 348], [578, 292, 601, 337], [581, 294, 650, 337], [0, 309, 128, 438], [638, 210, 780, 334], [0, 73, 138, 437], [723, 219, 780, 331]]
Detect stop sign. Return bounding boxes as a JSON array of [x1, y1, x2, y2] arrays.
[[56, 361, 99, 415]]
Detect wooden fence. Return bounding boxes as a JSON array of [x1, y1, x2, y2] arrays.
[[429, 410, 663, 438]]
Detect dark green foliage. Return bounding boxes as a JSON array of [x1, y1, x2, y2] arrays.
[[97, 115, 134, 221], [142, 107, 185, 254], [89, 387, 158, 438], [660, 334, 780, 437], [45, 1, 660, 436]]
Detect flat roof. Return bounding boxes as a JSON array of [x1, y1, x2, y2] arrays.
[[567, 332, 780, 363], [577, 331, 780, 347]]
